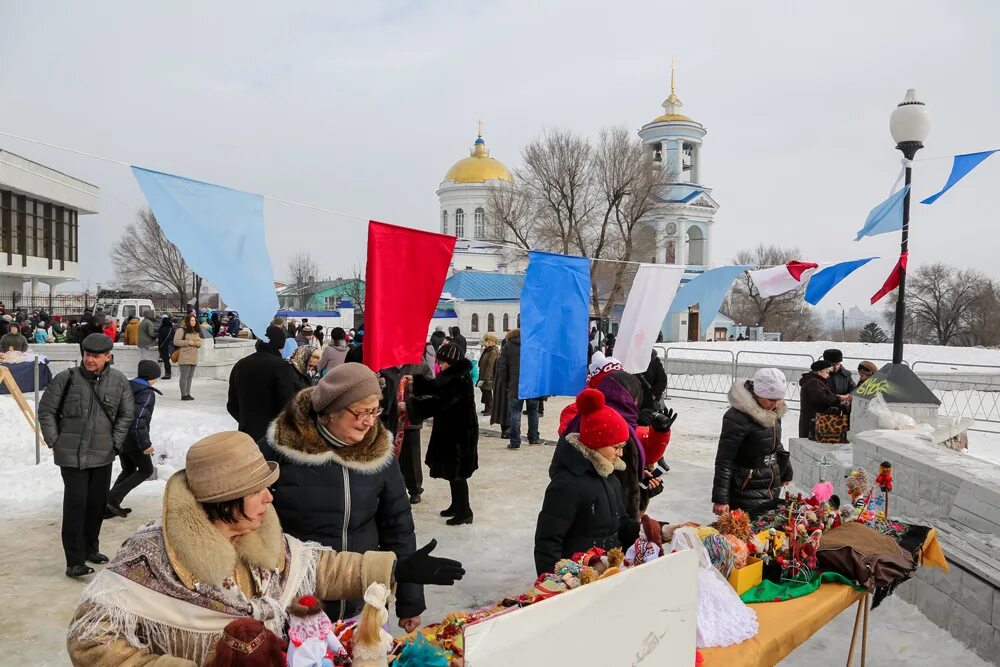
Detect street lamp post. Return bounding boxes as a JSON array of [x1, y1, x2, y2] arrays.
[[888, 89, 930, 365]]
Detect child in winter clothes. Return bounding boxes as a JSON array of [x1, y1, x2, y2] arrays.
[[106, 360, 162, 517]]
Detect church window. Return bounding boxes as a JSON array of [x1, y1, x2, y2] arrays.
[[487, 313, 495, 332], [455, 209, 465, 238], [686, 226, 705, 265], [503, 313, 510, 331], [441, 210, 448, 234], [471, 313, 479, 333], [474, 208, 485, 239], [517, 312, 520, 328]]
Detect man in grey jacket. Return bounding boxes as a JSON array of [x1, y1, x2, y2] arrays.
[[38, 333, 135, 578], [137, 310, 160, 362]]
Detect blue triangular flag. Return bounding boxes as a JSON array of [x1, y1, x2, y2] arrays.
[[855, 186, 909, 241], [132, 167, 280, 341], [920, 150, 998, 205], [804, 258, 878, 305], [667, 265, 750, 337]]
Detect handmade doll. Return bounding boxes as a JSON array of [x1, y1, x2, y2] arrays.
[[286, 596, 349, 667], [352, 583, 395, 667]]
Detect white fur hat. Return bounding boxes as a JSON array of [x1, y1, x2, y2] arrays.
[[752, 368, 787, 399]]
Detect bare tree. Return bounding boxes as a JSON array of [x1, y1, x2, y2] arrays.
[[287, 251, 320, 287], [110, 208, 191, 309], [486, 126, 670, 317], [884, 263, 988, 346], [727, 244, 823, 340], [959, 279, 1000, 347], [342, 262, 366, 322]]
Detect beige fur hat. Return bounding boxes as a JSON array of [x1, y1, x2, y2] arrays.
[[185, 431, 279, 503]]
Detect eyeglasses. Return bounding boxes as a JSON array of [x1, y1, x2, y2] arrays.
[[611, 444, 626, 452], [346, 406, 384, 421]]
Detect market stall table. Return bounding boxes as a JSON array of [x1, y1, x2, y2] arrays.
[[700, 583, 870, 667], [0, 358, 52, 394]]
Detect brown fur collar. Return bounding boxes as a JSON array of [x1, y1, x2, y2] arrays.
[[265, 389, 394, 473], [161, 471, 285, 588], [566, 433, 627, 477], [728, 379, 787, 428]]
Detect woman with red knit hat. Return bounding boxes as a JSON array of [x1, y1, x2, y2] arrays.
[[533, 388, 642, 575]]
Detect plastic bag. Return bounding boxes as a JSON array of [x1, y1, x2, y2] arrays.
[[867, 395, 917, 430]]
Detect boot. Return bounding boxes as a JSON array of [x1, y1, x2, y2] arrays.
[[66, 564, 95, 578], [439, 506, 457, 517], [86, 552, 110, 564], [446, 510, 473, 526], [106, 501, 127, 518]]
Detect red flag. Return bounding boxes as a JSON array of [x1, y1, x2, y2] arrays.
[[365, 220, 456, 371], [786, 260, 820, 281], [871, 252, 909, 305]]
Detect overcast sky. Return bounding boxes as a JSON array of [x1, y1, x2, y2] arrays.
[[1, 0, 997, 314]]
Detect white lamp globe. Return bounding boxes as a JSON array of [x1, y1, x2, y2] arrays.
[[890, 88, 930, 146]]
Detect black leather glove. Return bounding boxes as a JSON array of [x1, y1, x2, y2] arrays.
[[395, 539, 465, 586], [650, 408, 679, 433]]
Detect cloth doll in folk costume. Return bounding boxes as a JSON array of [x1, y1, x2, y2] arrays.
[[352, 582, 395, 667], [206, 618, 285, 667], [286, 595, 349, 667]]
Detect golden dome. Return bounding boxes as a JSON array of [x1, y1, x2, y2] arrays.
[[443, 135, 513, 184], [650, 59, 696, 124]]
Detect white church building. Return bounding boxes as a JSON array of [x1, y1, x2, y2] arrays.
[[435, 67, 723, 343]]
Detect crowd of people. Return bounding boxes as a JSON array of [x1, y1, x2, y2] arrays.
[[26, 305, 892, 664]]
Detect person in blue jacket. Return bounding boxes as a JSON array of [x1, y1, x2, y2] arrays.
[[106, 360, 162, 517]]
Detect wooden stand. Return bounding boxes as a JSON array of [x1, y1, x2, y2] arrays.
[[845, 592, 870, 666], [0, 365, 40, 433]]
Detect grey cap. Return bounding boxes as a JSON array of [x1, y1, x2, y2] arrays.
[[82, 333, 114, 354]]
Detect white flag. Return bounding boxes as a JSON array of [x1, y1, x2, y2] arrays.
[[748, 262, 820, 298], [615, 264, 685, 373]]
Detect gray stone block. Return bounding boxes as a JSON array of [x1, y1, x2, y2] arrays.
[[987, 630, 1000, 667], [947, 602, 996, 661], [993, 587, 1000, 630], [916, 576, 958, 629], [961, 569, 996, 622], [919, 563, 963, 601]]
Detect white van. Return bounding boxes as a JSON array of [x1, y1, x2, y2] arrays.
[[96, 298, 155, 332]]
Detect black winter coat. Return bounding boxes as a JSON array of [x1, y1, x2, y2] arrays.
[[447, 328, 467, 356], [409, 358, 479, 481], [712, 380, 792, 515], [534, 434, 638, 575], [495, 332, 524, 400], [227, 342, 298, 441], [259, 392, 423, 620], [827, 366, 857, 396], [799, 372, 843, 438], [123, 379, 161, 454]]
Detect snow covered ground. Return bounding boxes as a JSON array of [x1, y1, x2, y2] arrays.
[[0, 377, 993, 666]]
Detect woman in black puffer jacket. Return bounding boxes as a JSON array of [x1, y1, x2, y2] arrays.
[[711, 368, 792, 517], [258, 364, 424, 632]]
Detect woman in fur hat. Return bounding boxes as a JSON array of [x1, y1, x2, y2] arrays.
[[67, 431, 462, 665], [408, 342, 479, 526], [477, 333, 499, 416]]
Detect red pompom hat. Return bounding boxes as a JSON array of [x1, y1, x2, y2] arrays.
[[576, 388, 629, 450]]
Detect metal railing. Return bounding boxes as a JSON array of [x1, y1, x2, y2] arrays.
[[656, 347, 1000, 434]]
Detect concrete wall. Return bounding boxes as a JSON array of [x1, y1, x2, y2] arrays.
[[29, 338, 257, 380]]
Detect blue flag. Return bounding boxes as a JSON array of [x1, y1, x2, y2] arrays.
[[667, 265, 749, 337], [518, 251, 590, 398], [855, 186, 909, 240], [131, 167, 279, 341], [921, 150, 997, 205], [804, 258, 877, 305]]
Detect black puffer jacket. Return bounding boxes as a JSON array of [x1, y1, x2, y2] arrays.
[[534, 434, 639, 576], [712, 380, 792, 515], [409, 358, 479, 481], [37, 365, 135, 469], [227, 341, 298, 441], [123, 378, 161, 454], [258, 391, 423, 620]]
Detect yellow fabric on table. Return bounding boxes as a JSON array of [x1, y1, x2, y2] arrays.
[[920, 528, 949, 572], [700, 583, 864, 667]]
